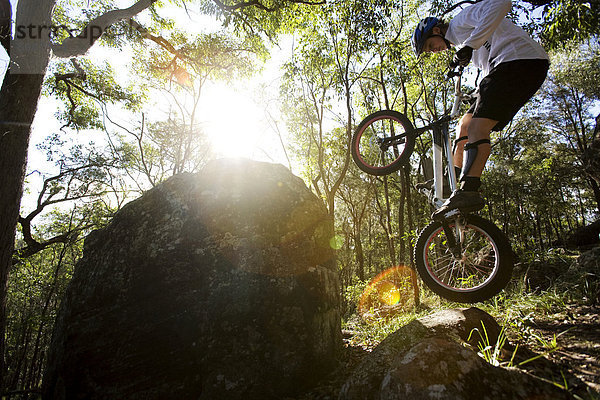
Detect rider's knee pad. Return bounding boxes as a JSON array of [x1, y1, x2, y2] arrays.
[[460, 139, 491, 181], [452, 136, 468, 155]]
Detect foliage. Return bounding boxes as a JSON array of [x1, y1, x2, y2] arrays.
[[549, 40, 600, 101], [6, 227, 85, 392], [45, 58, 144, 130], [468, 322, 510, 367], [538, 0, 600, 49]]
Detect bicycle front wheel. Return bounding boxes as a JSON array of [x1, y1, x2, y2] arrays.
[[414, 214, 514, 303], [351, 110, 415, 176]]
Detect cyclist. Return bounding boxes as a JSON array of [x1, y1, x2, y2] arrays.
[[411, 0, 549, 217]]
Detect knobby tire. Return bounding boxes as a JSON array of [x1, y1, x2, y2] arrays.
[[414, 214, 513, 303], [351, 110, 415, 176]]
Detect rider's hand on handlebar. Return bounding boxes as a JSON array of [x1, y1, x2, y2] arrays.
[[453, 46, 473, 68], [446, 63, 463, 79]]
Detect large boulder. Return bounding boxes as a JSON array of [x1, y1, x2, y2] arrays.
[[377, 337, 571, 400], [564, 220, 600, 248], [43, 159, 342, 400], [574, 246, 600, 303], [340, 308, 573, 400]]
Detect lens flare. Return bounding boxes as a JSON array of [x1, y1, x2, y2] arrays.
[[173, 66, 192, 87], [358, 265, 415, 321], [378, 281, 400, 305], [330, 235, 344, 250]]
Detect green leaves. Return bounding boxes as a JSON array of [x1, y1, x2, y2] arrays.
[[45, 58, 145, 130], [549, 40, 600, 101], [515, 0, 599, 49]]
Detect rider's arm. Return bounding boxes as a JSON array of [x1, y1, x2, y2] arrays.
[[458, 0, 512, 50]]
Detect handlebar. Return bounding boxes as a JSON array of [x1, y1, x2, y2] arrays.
[[446, 64, 463, 80]]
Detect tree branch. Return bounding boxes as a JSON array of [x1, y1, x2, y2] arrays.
[[16, 162, 109, 259], [15, 221, 97, 259], [16, 223, 69, 259], [520, 0, 552, 5], [212, 0, 325, 12], [51, 0, 326, 59], [128, 19, 194, 64], [52, 0, 158, 58], [54, 58, 86, 81], [212, 0, 275, 12]]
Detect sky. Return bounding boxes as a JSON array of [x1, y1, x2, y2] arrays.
[[1, 0, 296, 213], [1, 0, 293, 159]]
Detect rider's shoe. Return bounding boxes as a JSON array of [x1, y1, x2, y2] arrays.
[[432, 189, 485, 219]]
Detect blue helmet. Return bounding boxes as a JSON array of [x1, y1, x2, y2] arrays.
[[412, 17, 440, 57]]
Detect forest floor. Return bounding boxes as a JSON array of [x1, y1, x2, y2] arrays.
[[296, 249, 600, 399], [298, 303, 600, 400], [514, 303, 600, 398]]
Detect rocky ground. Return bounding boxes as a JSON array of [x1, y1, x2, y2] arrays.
[[295, 303, 600, 400]]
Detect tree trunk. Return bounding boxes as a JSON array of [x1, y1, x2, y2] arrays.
[[0, 72, 48, 387], [0, 0, 55, 383], [354, 230, 365, 281], [382, 177, 396, 265], [403, 167, 419, 308], [397, 175, 406, 264], [24, 245, 68, 391], [587, 177, 600, 214]]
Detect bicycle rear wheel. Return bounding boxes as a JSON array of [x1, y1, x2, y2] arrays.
[[351, 110, 415, 176], [414, 214, 513, 303]]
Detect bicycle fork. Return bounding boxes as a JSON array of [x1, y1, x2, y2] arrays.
[[432, 122, 463, 258], [442, 219, 463, 258]]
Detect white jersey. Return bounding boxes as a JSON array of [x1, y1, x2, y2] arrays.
[[445, 0, 549, 76]]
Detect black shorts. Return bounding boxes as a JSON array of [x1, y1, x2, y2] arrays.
[[467, 59, 549, 131]]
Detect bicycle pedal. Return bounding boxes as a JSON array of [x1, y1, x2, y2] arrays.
[[433, 208, 461, 220], [444, 209, 461, 219]]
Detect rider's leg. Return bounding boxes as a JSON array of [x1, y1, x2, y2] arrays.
[[461, 117, 497, 179], [458, 117, 496, 194], [434, 60, 549, 218], [433, 117, 497, 218], [453, 113, 471, 171]]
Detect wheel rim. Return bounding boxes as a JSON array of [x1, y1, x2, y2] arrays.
[[355, 115, 408, 171], [422, 221, 500, 293]]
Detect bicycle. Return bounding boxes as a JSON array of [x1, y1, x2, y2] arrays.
[[351, 66, 514, 303]]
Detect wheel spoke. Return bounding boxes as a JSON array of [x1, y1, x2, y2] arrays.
[[424, 223, 500, 292]]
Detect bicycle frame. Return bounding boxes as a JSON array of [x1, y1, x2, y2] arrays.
[[368, 67, 472, 209], [431, 68, 475, 256], [431, 68, 471, 208]]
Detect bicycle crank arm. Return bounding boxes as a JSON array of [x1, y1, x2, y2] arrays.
[[380, 135, 406, 146]]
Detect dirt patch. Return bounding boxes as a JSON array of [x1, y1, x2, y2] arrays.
[[511, 304, 600, 398]]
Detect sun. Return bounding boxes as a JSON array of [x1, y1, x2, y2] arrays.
[[199, 82, 268, 159]]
